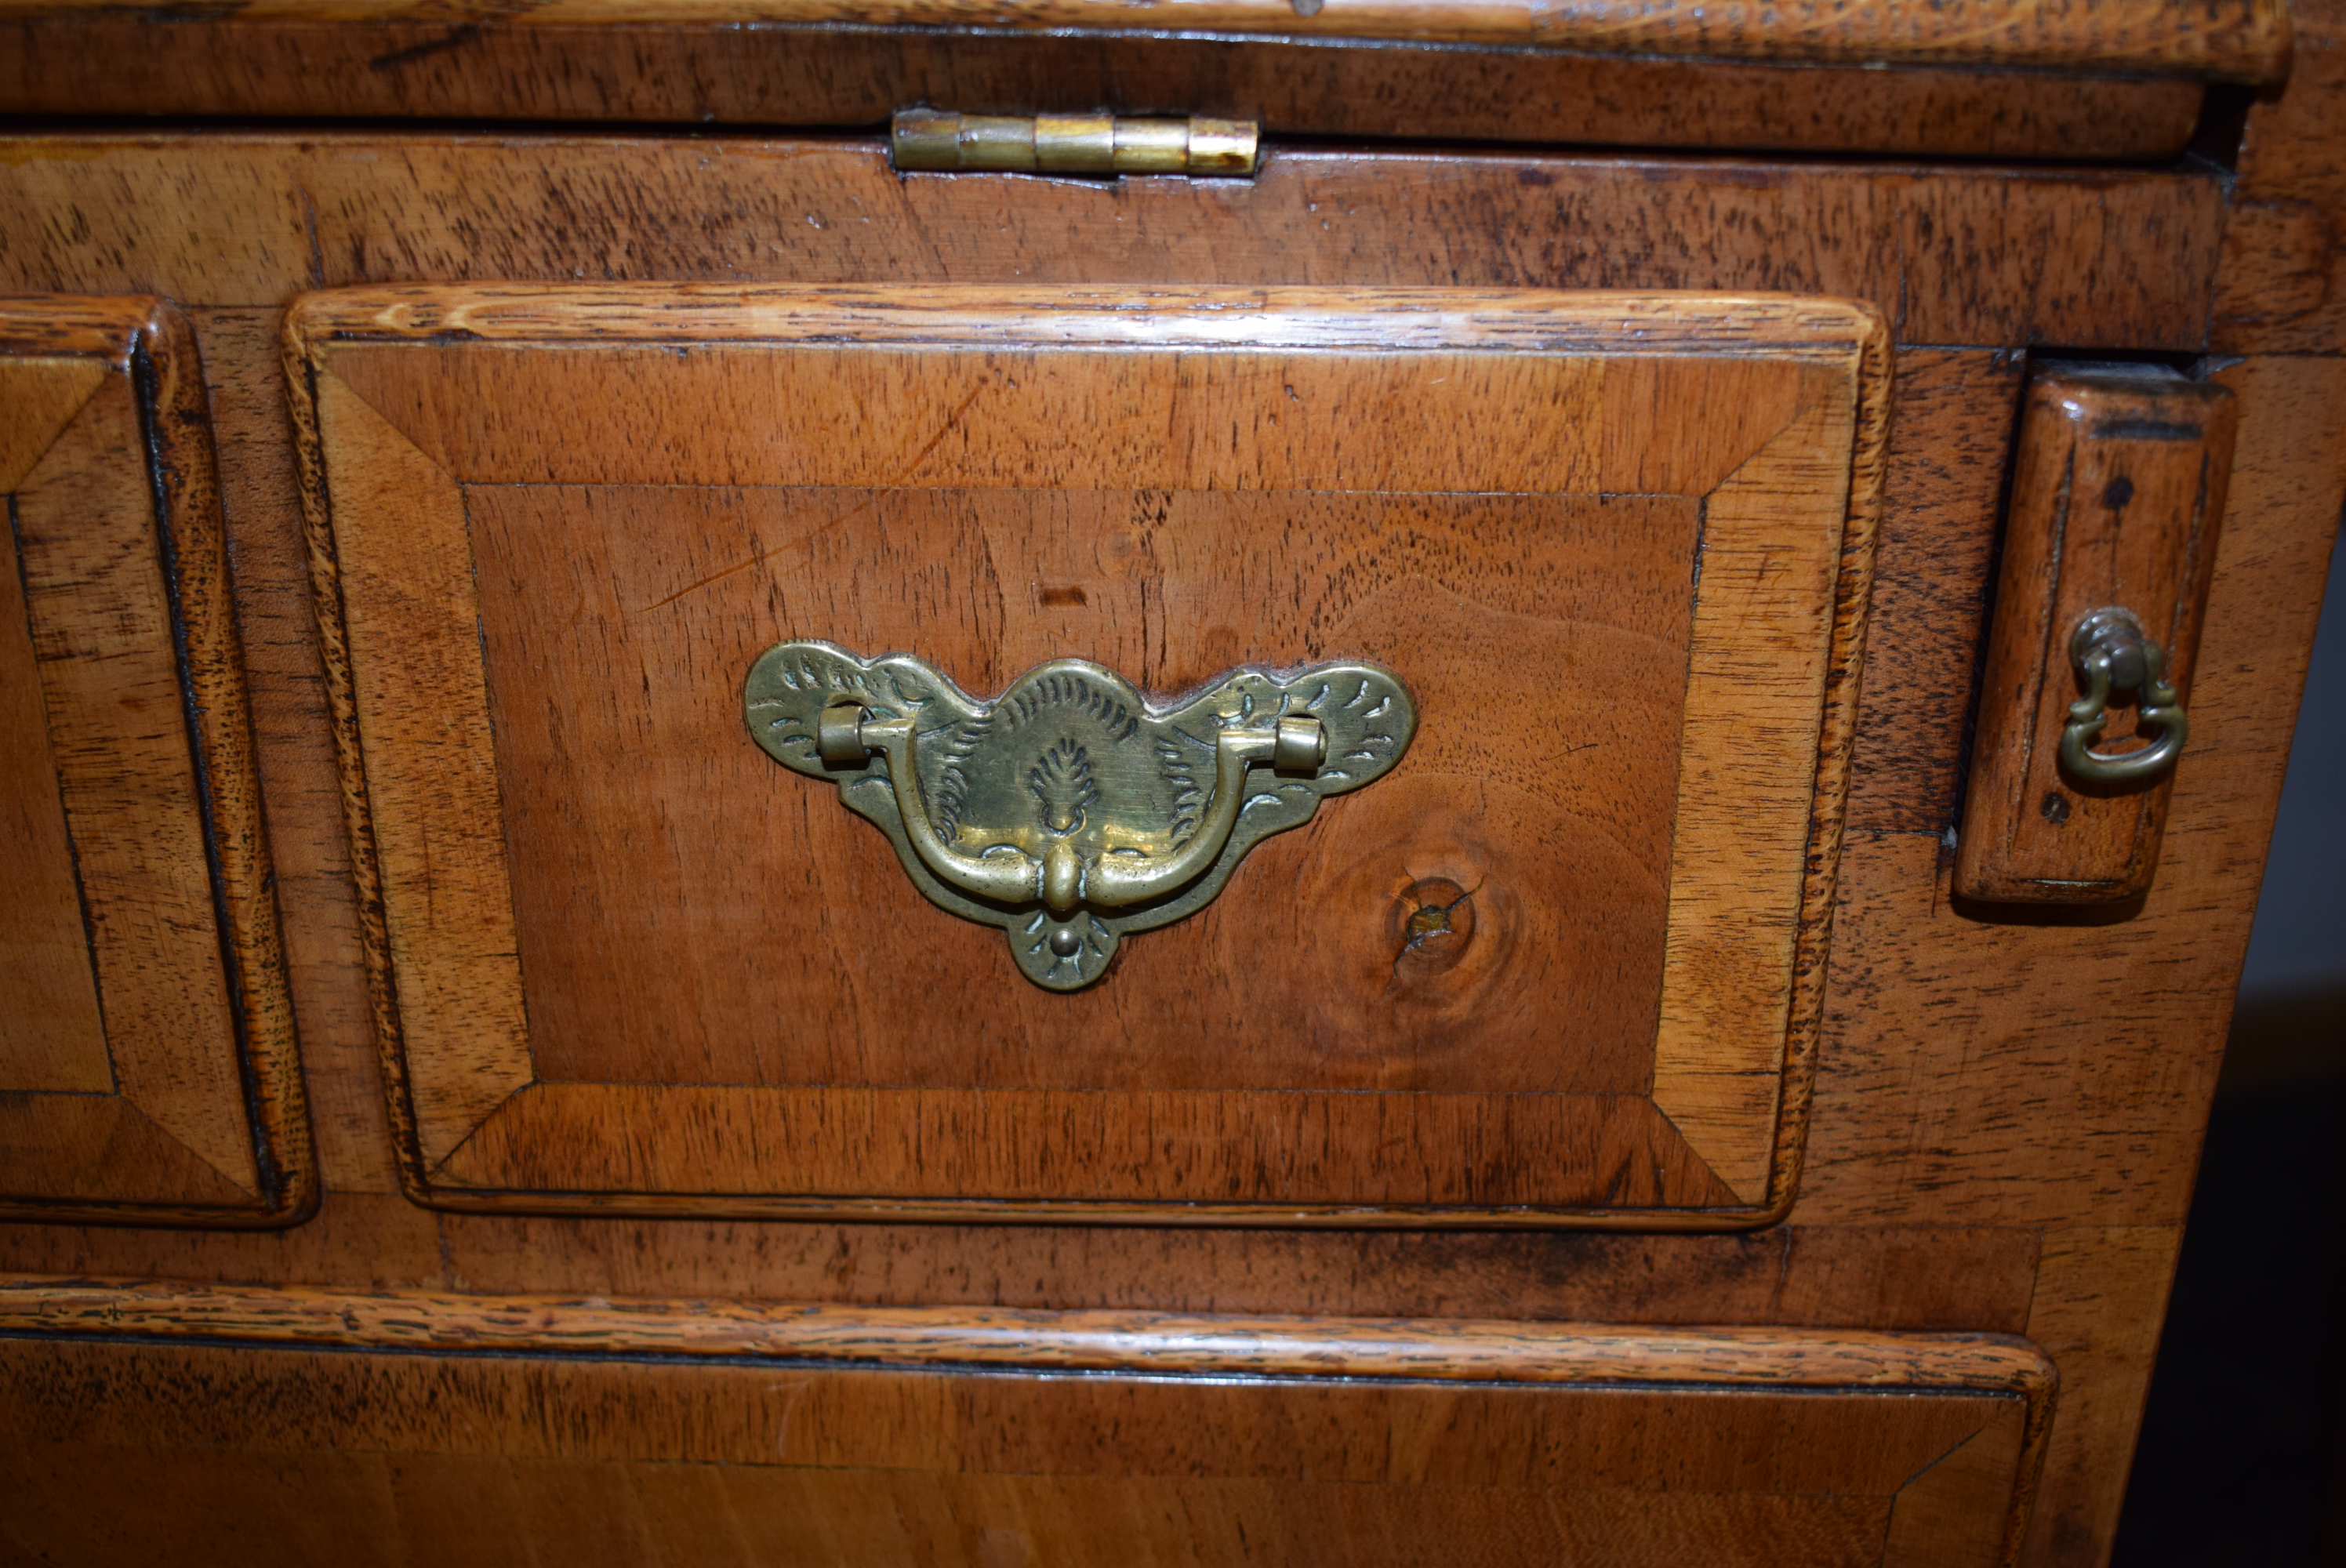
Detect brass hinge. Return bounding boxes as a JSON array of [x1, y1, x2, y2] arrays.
[[890, 109, 1260, 177]]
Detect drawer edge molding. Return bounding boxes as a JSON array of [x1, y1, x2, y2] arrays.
[[0, 1272, 2057, 1403]]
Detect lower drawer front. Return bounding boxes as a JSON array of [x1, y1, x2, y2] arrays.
[[1, 1290, 2046, 1568]]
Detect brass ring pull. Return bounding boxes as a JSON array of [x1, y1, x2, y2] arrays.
[[2058, 607, 2188, 786], [749, 643, 1414, 990]]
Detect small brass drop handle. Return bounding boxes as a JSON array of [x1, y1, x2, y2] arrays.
[[820, 700, 1328, 915], [2059, 607, 2188, 786]]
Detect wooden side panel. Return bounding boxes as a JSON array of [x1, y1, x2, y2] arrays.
[[2020, 1226, 2181, 1568], [2008, 356, 2346, 1567], [0, 1451, 1908, 1568], [1792, 365, 2346, 1231]]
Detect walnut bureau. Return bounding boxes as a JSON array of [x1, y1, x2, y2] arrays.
[[0, 2, 2338, 1563]]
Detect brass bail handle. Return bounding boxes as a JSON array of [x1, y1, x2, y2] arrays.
[[746, 643, 1414, 990], [819, 700, 1327, 914], [2059, 607, 2189, 785]]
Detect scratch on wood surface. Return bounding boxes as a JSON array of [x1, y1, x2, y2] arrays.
[[637, 373, 999, 613]]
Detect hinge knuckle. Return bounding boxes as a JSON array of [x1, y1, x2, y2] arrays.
[[892, 109, 1260, 178]]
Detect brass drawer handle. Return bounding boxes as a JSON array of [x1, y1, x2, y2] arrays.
[[747, 641, 1414, 989], [2059, 607, 2188, 785]]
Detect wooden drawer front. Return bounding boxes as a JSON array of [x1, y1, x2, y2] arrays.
[[292, 283, 1886, 1227], [0, 1285, 2048, 1568], [0, 297, 310, 1225]]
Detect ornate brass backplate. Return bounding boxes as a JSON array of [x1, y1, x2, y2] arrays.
[[745, 642, 1416, 989]]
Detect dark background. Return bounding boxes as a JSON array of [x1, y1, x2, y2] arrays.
[[2112, 534, 2346, 1566]]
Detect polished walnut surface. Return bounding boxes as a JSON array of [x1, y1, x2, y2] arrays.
[[0, 298, 311, 1225], [285, 284, 1881, 1225], [0, 1298, 2052, 1567], [0, 0, 2341, 1560], [0, 0, 2290, 71], [0, 0, 2291, 157], [0, 27, 2220, 158]]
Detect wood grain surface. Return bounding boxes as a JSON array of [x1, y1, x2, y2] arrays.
[[0, 1322, 2045, 1566], [0, 19, 2211, 160], [0, 1192, 2043, 1327], [2217, 0, 2346, 355], [0, 453, 110, 1093], [194, 308, 402, 1195], [1844, 348, 2030, 835], [0, 0, 2290, 78], [0, 297, 314, 1226], [1956, 368, 2235, 904], [0, 1273, 2060, 1567], [0, 95, 2334, 1566], [16, 369, 249, 1178], [1825, 354, 2346, 1567], [472, 484, 1692, 1092], [0, 1273, 2056, 1392], [0, 137, 2224, 352], [287, 284, 1884, 1225]]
